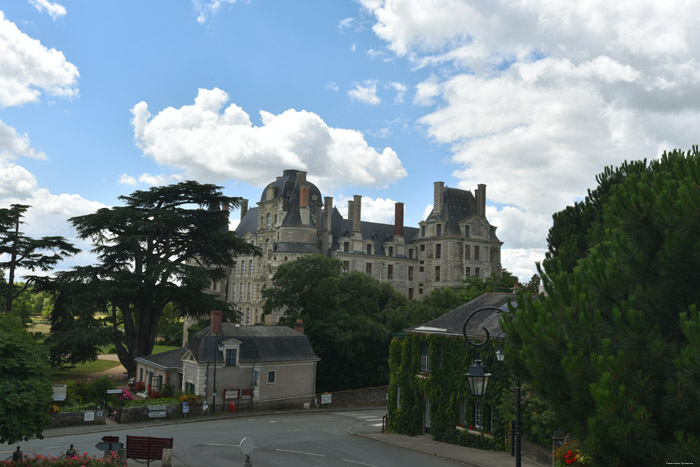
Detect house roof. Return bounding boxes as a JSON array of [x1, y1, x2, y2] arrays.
[[188, 324, 320, 364], [135, 348, 187, 370], [408, 292, 515, 339]]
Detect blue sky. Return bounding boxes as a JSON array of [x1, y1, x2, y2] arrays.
[[3, 0, 700, 282]]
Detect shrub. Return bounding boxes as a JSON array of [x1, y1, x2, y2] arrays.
[[0, 450, 122, 466]]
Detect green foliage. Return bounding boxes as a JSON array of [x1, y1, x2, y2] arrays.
[[0, 451, 123, 466], [0, 315, 53, 444], [385, 270, 519, 333], [263, 255, 393, 391], [504, 149, 700, 465], [64, 376, 116, 406], [0, 204, 78, 315], [387, 334, 535, 451], [50, 181, 258, 376]]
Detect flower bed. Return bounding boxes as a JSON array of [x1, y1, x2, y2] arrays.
[[0, 451, 123, 466]]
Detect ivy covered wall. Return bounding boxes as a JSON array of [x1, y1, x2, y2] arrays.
[[387, 333, 554, 451]]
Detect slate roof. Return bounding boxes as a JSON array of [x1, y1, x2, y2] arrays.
[[188, 324, 319, 364], [135, 348, 187, 370], [260, 169, 322, 204], [329, 216, 420, 255], [236, 206, 259, 237], [408, 293, 516, 340]]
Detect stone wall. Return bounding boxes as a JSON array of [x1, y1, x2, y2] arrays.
[[117, 401, 208, 423], [50, 410, 106, 428], [317, 386, 387, 408], [522, 439, 552, 466]]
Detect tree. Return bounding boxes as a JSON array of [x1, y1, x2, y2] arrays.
[[0, 315, 53, 444], [0, 204, 79, 315], [53, 181, 258, 376], [503, 149, 700, 465], [263, 255, 393, 391]]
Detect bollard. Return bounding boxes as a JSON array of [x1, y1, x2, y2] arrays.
[[161, 448, 173, 467], [230, 401, 235, 412], [242, 454, 252, 466]]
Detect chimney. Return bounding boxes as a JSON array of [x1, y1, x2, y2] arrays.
[[240, 199, 248, 221], [477, 184, 486, 217], [299, 186, 310, 208], [394, 202, 404, 237], [434, 182, 444, 214], [324, 197, 333, 232], [348, 200, 354, 224], [210, 310, 223, 335], [222, 201, 229, 213], [353, 195, 362, 233], [293, 318, 305, 334], [297, 171, 307, 184]]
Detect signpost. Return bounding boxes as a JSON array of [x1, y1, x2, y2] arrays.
[[106, 389, 123, 394], [321, 393, 332, 405], [148, 405, 167, 418], [240, 437, 255, 467]]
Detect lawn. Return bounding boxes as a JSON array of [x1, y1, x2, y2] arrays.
[[52, 360, 122, 381]]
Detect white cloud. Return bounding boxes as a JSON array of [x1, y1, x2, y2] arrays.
[[131, 87, 406, 193], [193, 0, 239, 24], [0, 120, 46, 160], [362, 0, 700, 280], [325, 81, 339, 92], [334, 195, 398, 224], [338, 17, 354, 32], [501, 248, 547, 284], [388, 81, 407, 103], [119, 174, 137, 186], [0, 12, 79, 107], [348, 80, 381, 105], [28, 0, 67, 20]]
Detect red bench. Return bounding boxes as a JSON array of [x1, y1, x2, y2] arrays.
[[126, 435, 173, 466]]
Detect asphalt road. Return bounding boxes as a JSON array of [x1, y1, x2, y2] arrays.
[[1, 409, 462, 466]]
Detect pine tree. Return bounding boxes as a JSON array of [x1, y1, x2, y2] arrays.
[[503, 149, 700, 465]]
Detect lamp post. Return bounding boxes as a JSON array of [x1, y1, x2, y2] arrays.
[[212, 333, 224, 415], [462, 306, 521, 467]]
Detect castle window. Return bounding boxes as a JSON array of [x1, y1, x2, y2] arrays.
[[464, 225, 470, 237], [420, 343, 430, 373], [408, 266, 414, 281], [408, 288, 414, 300], [233, 261, 237, 276], [419, 266, 424, 273], [474, 246, 480, 261], [420, 244, 425, 252], [437, 224, 442, 237], [435, 244, 441, 259], [366, 244, 372, 255], [388, 246, 393, 257], [419, 288, 423, 295], [408, 249, 414, 259], [475, 267, 480, 278], [266, 213, 271, 230], [435, 266, 440, 282], [225, 349, 237, 366], [344, 242, 349, 252], [248, 260, 253, 275], [421, 225, 425, 237], [465, 267, 471, 278], [248, 283, 252, 300], [387, 264, 393, 280], [465, 245, 471, 260], [366, 263, 372, 275]]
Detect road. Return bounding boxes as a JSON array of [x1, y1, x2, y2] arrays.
[[1, 409, 462, 466]]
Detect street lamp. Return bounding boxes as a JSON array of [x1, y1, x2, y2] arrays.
[[212, 333, 224, 415], [462, 306, 521, 467]]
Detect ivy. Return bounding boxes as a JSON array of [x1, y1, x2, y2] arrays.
[[387, 334, 555, 452]]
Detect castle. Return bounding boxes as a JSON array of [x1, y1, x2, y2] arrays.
[[226, 169, 503, 325]]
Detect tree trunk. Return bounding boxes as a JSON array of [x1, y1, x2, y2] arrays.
[[116, 305, 162, 378], [6, 216, 18, 312]]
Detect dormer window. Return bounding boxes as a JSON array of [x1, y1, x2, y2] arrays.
[[388, 246, 393, 257], [421, 225, 426, 237], [464, 225, 470, 237], [437, 224, 442, 237], [366, 244, 372, 255], [225, 349, 237, 366], [266, 213, 271, 230]]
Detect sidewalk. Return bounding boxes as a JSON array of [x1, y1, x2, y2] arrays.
[[349, 424, 548, 467], [42, 408, 548, 467]]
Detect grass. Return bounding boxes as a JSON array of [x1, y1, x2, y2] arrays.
[[153, 344, 180, 354], [52, 360, 122, 381]]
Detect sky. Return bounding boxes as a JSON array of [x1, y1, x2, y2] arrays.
[[3, 0, 700, 282]]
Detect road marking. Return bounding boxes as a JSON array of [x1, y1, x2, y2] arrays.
[[364, 418, 383, 421], [341, 459, 377, 466], [274, 416, 334, 423], [334, 412, 365, 416], [357, 416, 377, 419], [203, 443, 239, 447], [276, 448, 325, 457], [371, 423, 383, 427]]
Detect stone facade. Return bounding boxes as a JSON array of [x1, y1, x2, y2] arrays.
[[229, 169, 502, 324]]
